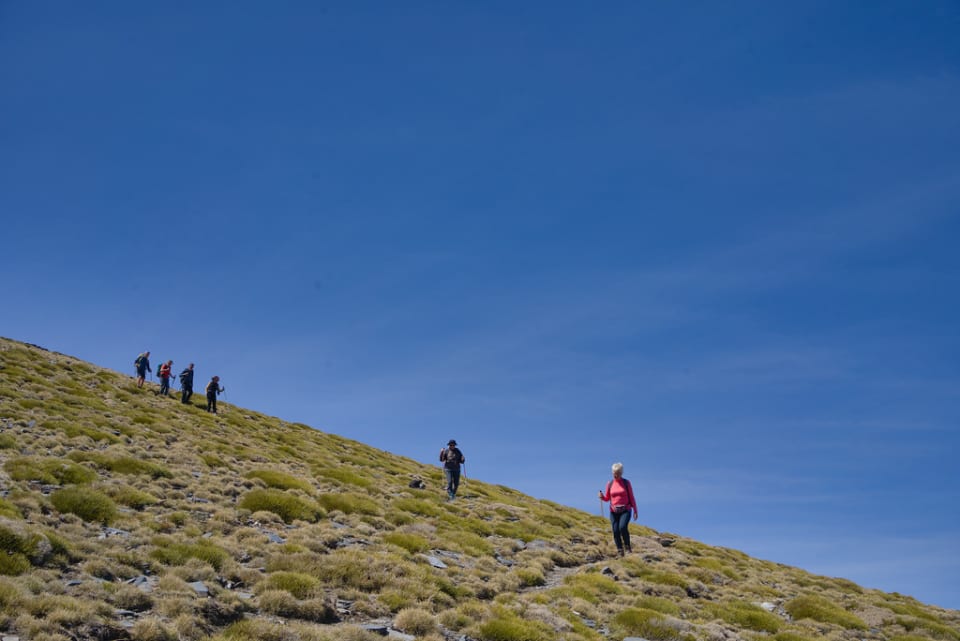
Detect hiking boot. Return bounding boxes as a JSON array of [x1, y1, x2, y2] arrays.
[[617, 548, 625, 557], [626, 545, 633, 554]]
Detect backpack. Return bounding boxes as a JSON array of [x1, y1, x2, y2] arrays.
[[135, 355, 145, 368], [441, 447, 461, 468]]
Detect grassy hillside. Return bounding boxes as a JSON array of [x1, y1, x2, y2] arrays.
[[0, 336, 957, 641]]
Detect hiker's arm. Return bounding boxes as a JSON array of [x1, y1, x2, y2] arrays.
[[628, 481, 638, 518]]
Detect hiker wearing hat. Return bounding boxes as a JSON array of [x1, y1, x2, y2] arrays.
[[598, 462, 638, 556], [439, 439, 465, 500], [205, 376, 224, 413], [157, 360, 174, 396], [134, 351, 151, 388]]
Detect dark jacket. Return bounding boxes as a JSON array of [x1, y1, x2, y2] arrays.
[[439, 447, 464, 470], [179, 368, 194, 387]]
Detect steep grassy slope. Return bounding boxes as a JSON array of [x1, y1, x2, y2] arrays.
[[0, 337, 957, 641]]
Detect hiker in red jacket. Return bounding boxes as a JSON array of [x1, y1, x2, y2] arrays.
[[599, 462, 638, 556], [157, 360, 174, 396]]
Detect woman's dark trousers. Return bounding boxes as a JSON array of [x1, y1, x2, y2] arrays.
[[610, 509, 631, 552]]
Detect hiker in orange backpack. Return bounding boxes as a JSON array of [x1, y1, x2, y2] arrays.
[[598, 462, 638, 556], [157, 360, 174, 396]]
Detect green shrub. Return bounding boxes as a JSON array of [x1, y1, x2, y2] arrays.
[[708, 600, 781, 633], [896, 618, 960, 641], [200, 453, 228, 468], [67, 452, 172, 478], [262, 571, 320, 599], [613, 608, 684, 641], [0, 433, 16, 449], [785, 595, 866, 630], [392, 497, 442, 517], [635, 595, 681, 615], [245, 469, 313, 492], [383, 532, 430, 553], [107, 485, 158, 510], [150, 538, 230, 571], [4, 456, 97, 485], [0, 578, 24, 608], [773, 632, 817, 641], [0, 499, 22, 519], [515, 568, 545, 587], [317, 492, 380, 515], [562, 572, 623, 603], [0, 552, 30, 575], [50, 486, 117, 524], [313, 466, 373, 488], [478, 614, 552, 641], [239, 489, 324, 524]]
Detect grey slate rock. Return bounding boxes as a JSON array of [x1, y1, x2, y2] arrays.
[[188, 581, 209, 596], [422, 554, 448, 569], [362, 624, 390, 635]]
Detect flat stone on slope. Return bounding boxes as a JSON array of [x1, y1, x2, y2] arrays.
[[422, 554, 448, 569], [188, 581, 209, 596]]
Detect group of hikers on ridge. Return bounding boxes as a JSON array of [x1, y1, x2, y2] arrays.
[[137, 352, 637, 557], [134, 351, 224, 413]]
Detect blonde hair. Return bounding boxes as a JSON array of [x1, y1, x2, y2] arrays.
[[611, 462, 624, 476]]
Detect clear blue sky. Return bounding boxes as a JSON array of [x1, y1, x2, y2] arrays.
[[2, 2, 958, 609]]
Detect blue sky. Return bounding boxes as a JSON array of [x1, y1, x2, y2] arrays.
[[2, 2, 959, 609]]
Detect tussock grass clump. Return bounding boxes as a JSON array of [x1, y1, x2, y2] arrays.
[[106, 485, 158, 510], [394, 607, 437, 635], [317, 492, 380, 516], [67, 452, 173, 479], [313, 466, 373, 488], [0, 498, 23, 519], [129, 615, 177, 641], [50, 486, 117, 524], [635, 595, 681, 615], [556, 571, 622, 603], [707, 600, 781, 633], [261, 571, 320, 599], [476, 608, 553, 641], [238, 488, 324, 523], [773, 632, 817, 641], [785, 594, 867, 630], [393, 498, 442, 517], [245, 469, 313, 492], [895, 617, 960, 641], [150, 538, 230, 571], [383, 531, 430, 553], [0, 433, 17, 449], [613, 607, 687, 641], [4, 456, 97, 485]]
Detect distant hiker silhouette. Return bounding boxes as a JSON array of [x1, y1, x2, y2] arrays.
[[134, 351, 151, 388], [439, 439, 465, 500], [157, 360, 173, 396], [205, 376, 224, 413], [179, 363, 194, 404], [599, 462, 638, 557]]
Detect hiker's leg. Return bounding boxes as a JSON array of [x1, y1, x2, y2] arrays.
[[609, 512, 624, 552], [617, 512, 632, 551], [444, 469, 454, 497], [450, 469, 461, 497]]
